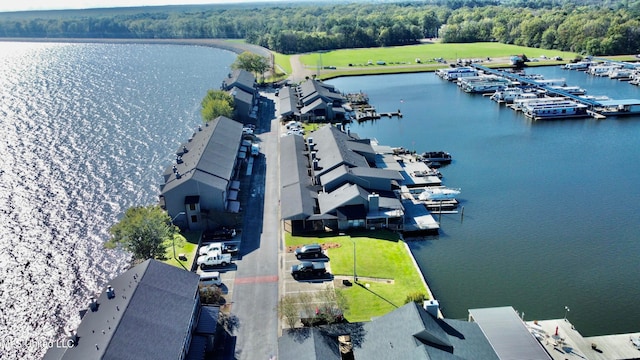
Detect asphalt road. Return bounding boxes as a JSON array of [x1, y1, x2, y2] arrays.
[[231, 94, 281, 360]]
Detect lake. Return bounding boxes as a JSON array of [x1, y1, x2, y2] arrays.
[[328, 65, 640, 336]]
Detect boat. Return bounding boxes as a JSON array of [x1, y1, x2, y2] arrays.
[[548, 85, 587, 95], [523, 101, 589, 119], [533, 78, 567, 87], [418, 187, 461, 201], [458, 75, 512, 93], [420, 151, 452, 163], [587, 63, 621, 76], [436, 66, 478, 81], [563, 61, 592, 70]]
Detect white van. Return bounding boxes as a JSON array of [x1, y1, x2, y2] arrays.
[[199, 272, 222, 286]]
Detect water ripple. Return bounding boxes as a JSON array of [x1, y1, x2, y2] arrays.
[[0, 41, 234, 358]]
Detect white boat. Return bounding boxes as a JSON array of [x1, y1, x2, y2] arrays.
[[563, 61, 592, 70], [548, 85, 587, 95], [458, 76, 512, 93], [523, 101, 589, 119], [418, 187, 461, 201], [587, 63, 621, 76], [490, 87, 523, 103], [533, 78, 567, 87], [436, 66, 478, 81]]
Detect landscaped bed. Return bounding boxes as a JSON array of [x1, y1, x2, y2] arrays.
[[286, 230, 429, 322]]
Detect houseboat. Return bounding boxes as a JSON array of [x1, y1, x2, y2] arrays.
[[548, 85, 587, 95], [523, 101, 589, 120], [458, 75, 512, 94], [587, 63, 622, 76], [436, 66, 479, 81], [563, 61, 592, 70], [533, 78, 567, 87], [490, 87, 524, 103]]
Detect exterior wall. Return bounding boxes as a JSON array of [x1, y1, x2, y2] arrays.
[[234, 100, 253, 125], [164, 181, 226, 230]]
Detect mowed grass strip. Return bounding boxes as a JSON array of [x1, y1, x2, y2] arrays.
[[299, 42, 578, 68], [285, 230, 428, 322], [163, 231, 200, 269]]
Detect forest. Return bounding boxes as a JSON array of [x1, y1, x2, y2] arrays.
[[1, 0, 639, 56]]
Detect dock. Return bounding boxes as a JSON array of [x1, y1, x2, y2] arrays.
[[527, 318, 640, 360]]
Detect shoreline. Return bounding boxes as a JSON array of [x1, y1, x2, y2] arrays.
[[0, 37, 271, 56]]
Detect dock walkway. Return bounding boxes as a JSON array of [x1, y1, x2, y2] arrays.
[[527, 318, 640, 360]]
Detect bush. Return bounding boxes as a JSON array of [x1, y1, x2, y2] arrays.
[[404, 292, 427, 304]]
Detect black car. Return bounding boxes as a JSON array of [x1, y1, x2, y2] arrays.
[[204, 227, 237, 240], [295, 244, 327, 260]]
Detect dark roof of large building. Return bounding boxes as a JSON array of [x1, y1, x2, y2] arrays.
[[230, 86, 253, 107], [222, 69, 255, 94], [277, 303, 502, 360], [45, 260, 200, 360], [161, 116, 243, 195], [278, 87, 299, 117], [298, 79, 344, 106], [280, 134, 317, 220], [354, 302, 500, 360], [310, 125, 371, 179], [278, 323, 364, 360]]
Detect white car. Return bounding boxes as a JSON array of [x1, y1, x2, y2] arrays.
[[199, 242, 223, 256]]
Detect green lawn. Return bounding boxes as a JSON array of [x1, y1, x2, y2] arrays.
[[273, 52, 293, 76], [162, 231, 201, 270], [285, 230, 428, 322], [299, 42, 578, 69]]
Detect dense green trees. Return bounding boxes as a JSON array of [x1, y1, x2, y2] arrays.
[[201, 90, 233, 122], [232, 51, 270, 80], [105, 205, 177, 262], [1, 0, 640, 56]]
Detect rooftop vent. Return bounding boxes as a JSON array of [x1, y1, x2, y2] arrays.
[[172, 165, 177, 173], [175, 172, 182, 179], [176, 155, 183, 164], [183, 145, 189, 153], [198, 125, 202, 132], [89, 297, 98, 312], [106, 285, 115, 300]]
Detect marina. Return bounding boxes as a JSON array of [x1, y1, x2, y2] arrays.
[[449, 63, 640, 120], [327, 67, 640, 339]]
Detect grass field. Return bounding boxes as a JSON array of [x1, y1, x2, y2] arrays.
[[162, 231, 201, 270], [300, 42, 579, 69], [272, 52, 293, 75], [285, 230, 428, 322]]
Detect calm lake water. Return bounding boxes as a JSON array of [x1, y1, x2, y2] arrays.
[[329, 66, 640, 337], [0, 42, 235, 358]]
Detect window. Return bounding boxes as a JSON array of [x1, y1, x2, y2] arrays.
[[189, 203, 196, 211], [191, 215, 198, 223]]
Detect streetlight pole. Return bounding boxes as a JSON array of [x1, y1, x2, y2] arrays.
[[171, 211, 186, 260], [564, 306, 570, 321]]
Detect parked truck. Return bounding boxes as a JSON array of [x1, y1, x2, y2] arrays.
[[291, 261, 326, 280], [197, 251, 232, 269]]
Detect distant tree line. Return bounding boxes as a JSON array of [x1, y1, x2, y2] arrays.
[[1, 0, 639, 55]]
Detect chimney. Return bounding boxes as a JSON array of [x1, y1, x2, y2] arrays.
[[368, 193, 379, 212], [313, 159, 320, 170], [311, 151, 316, 160], [424, 299, 440, 318]]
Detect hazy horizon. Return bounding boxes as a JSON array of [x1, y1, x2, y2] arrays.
[[0, 0, 282, 13]]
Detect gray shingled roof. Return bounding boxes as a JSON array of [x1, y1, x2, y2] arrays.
[[161, 116, 243, 194], [222, 69, 255, 94], [278, 87, 298, 117], [230, 86, 253, 107], [354, 302, 500, 360], [317, 183, 369, 215], [47, 260, 200, 360], [311, 125, 370, 179], [280, 135, 316, 220]]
